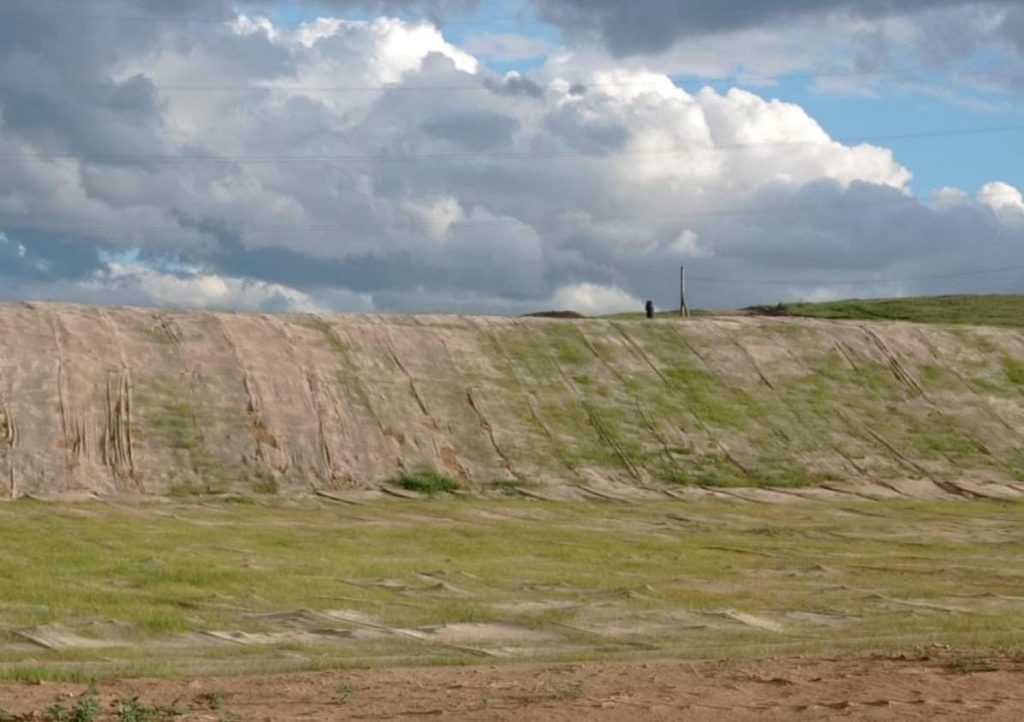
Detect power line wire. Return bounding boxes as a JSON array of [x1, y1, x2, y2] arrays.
[[0, 8, 531, 28], [0, 9, 951, 97], [689, 265, 1024, 288], [0, 70, 898, 95], [0, 124, 1020, 165], [0, 186, 1017, 234]]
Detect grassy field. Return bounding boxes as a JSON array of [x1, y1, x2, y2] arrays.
[[754, 294, 1024, 328], [1, 496, 1022, 681]]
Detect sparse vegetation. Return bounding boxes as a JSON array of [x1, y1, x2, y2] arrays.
[[1004, 356, 1024, 386], [168, 482, 204, 498], [45, 687, 100, 722], [559, 682, 585, 700], [26, 690, 189, 722], [45, 701, 70, 722], [196, 691, 225, 711], [165, 700, 188, 718], [391, 467, 461, 494], [948, 657, 1000, 675], [251, 472, 279, 495], [334, 684, 354, 705], [306, 317, 350, 356], [522, 310, 587, 319], [113, 697, 156, 722], [486, 480, 528, 497], [659, 452, 750, 488], [143, 396, 247, 495]]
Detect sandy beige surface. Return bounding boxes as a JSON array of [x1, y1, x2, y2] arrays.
[[2, 303, 1024, 499]]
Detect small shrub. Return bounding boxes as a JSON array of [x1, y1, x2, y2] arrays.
[[217, 494, 255, 505], [760, 467, 822, 489], [165, 699, 188, 718], [948, 657, 999, 675], [45, 686, 101, 722], [659, 464, 697, 486], [71, 686, 102, 722], [694, 471, 746, 488], [559, 682, 585, 700], [168, 482, 203, 498], [391, 467, 460, 495], [334, 684, 354, 705], [487, 480, 528, 497], [196, 691, 225, 711], [252, 473, 279, 495], [45, 699, 70, 722], [113, 697, 155, 722], [659, 464, 745, 488]]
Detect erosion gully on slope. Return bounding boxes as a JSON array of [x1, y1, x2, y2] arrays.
[[1, 303, 1024, 500]]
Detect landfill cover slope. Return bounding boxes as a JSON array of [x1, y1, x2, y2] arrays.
[[1, 303, 1023, 500]]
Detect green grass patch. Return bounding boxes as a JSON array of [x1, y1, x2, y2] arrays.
[[0, 499, 1023, 679], [251, 472, 280, 495], [303, 316, 350, 357], [757, 295, 1024, 328], [948, 657, 1000, 675], [391, 467, 461, 494], [659, 452, 746, 487], [1003, 357, 1024, 387]]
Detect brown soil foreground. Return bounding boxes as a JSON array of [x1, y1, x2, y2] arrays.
[[3, 655, 1023, 721]]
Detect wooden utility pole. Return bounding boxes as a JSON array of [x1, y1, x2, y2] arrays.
[[680, 266, 691, 318]]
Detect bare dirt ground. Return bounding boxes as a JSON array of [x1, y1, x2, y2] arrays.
[[3, 655, 1023, 721]]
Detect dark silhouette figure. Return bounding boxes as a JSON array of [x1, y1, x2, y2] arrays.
[[645, 300, 655, 319]]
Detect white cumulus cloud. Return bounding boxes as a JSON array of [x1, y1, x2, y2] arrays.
[[550, 283, 643, 316], [979, 181, 1024, 215]]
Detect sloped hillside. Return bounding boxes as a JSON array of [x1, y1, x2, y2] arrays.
[[1, 303, 1023, 500]]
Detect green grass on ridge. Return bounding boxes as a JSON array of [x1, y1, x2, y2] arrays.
[[754, 295, 1024, 328]]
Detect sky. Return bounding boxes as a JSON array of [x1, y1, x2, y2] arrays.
[[0, 0, 1023, 315]]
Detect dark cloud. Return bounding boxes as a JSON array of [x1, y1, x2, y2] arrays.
[[543, 110, 629, 153], [535, 0, 1015, 55], [0, 2, 182, 159], [420, 110, 519, 150], [1000, 7, 1024, 52], [484, 75, 544, 98], [241, 0, 480, 23]]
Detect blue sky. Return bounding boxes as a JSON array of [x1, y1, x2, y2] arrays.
[[777, 79, 1024, 196]]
